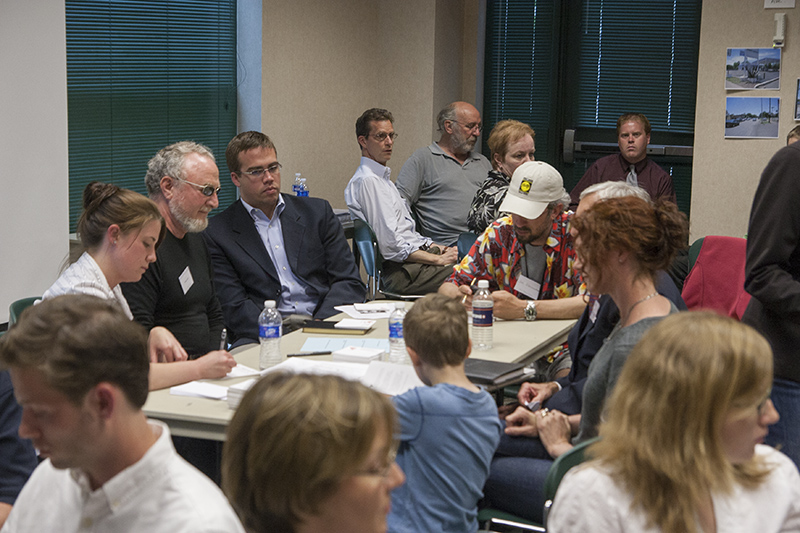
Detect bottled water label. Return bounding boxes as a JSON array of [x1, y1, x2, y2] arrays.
[[259, 325, 281, 339], [389, 321, 403, 338], [472, 307, 493, 327]]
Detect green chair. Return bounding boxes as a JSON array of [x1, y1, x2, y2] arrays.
[[457, 231, 479, 261], [479, 436, 600, 532], [9, 296, 39, 327], [352, 218, 423, 301]]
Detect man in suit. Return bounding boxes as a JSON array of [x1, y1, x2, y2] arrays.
[[203, 131, 365, 346]]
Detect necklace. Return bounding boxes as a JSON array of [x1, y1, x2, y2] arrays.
[[623, 291, 658, 324]]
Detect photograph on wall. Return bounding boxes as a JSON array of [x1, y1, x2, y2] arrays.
[[725, 48, 781, 90], [725, 97, 779, 138], [795, 79, 800, 120]]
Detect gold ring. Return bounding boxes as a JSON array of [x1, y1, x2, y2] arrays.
[[540, 408, 550, 418]]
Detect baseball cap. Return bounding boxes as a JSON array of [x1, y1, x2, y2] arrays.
[[498, 161, 566, 219]]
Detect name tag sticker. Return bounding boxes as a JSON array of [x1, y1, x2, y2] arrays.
[[178, 266, 194, 295], [515, 275, 541, 299], [589, 299, 600, 323]]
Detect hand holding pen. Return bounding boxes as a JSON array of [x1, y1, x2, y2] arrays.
[[459, 278, 477, 308]]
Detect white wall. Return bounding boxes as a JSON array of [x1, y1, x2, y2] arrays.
[[0, 0, 70, 322], [691, 0, 800, 240]]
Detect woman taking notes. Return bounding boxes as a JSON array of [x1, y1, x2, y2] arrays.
[[42, 182, 235, 389], [549, 312, 800, 532], [223, 372, 405, 533]]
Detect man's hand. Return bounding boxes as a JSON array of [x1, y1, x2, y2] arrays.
[[518, 381, 560, 406], [148, 327, 188, 363], [491, 290, 526, 319], [437, 246, 458, 265], [457, 283, 474, 309], [504, 405, 539, 438], [536, 409, 573, 458]]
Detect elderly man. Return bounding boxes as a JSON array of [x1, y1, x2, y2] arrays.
[[203, 131, 365, 345], [440, 161, 585, 323], [0, 295, 244, 532], [569, 112, 676, 209], [345, 108, 457, 295], [396, 101, 492, 246], [121, 141, 225, 358]]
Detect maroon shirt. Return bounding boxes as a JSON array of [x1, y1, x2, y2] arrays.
[[569, 153, 676, 208]]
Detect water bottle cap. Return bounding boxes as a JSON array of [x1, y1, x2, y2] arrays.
[[295, 173, 301, 178], [264, 300, 276, 308], [477, 280, 489, 288], [394, 302, 405, 309]]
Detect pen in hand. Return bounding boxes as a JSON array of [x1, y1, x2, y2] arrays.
[[219, 328, 227, 351], [462, 277, 477, 304]]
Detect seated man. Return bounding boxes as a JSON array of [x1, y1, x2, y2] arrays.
[[346, 108, 457, 295], [440, 161, 586, 378], [0, 295, 244, 532], [121, 141, 226, 357], [0, 371, 37, 529], [396, 101, 492, 246], [204, 131, 365, 345], [569, 112, 676, 210]]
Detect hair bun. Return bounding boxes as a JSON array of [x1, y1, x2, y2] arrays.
[[82, 181, 120, 211]]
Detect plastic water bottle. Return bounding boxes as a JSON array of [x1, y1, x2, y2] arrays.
[[293, 173, 303, 196], [388, 302, 408, 364], [472, 280, 493, 350], [297, 177, 309, 197], [258, 300, 283, 369]]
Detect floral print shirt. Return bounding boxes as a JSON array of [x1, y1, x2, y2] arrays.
[[467, 169, 510, 234]]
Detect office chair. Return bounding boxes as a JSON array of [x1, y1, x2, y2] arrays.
[[457, 231, 479, 261], [9, 296, 39, 327], [351, 218, 423, 302]]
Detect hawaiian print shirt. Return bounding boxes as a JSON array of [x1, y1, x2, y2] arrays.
[[448, 212, 585, 301], [467, 169, 510, 233]]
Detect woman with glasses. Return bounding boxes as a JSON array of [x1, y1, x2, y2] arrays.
[[549, 311, 800, 532], [467, 120, 537, 234], [222, 372, 405, 533], [42, 182, 235, 390]]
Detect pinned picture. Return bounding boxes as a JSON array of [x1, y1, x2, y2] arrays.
[[725, 97, 779, 138], [795, 79, 800, 121], [725, 48, 781, 90]]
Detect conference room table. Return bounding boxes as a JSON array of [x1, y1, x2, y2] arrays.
[[143, 308, 576, 442]]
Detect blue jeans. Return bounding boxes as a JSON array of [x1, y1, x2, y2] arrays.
[[766, 378, 800, 469]]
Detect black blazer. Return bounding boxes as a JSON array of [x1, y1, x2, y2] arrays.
[[203, 196, 365, 344]]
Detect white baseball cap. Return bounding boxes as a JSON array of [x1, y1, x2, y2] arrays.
[[498, 161, 567, 219]]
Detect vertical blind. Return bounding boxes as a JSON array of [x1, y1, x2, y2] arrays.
[[66, 0, 237, 232]]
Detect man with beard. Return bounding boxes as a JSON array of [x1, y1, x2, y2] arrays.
[[439, 161, 585, 323], [396, 102, 492, 246], [121, 141, 225, 358]]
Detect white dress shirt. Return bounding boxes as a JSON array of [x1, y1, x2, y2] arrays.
[[41, 252, 133, 319], [345, 156, 431, 262], [1, 420, 245, 533]]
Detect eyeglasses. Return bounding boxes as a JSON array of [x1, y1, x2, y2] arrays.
[[757, 391, 772, 417], [238, 163, 282, 179], [353, 448, 398, 478], [450, 120, 482, 132], [370, 132, 398, 142], [175, 177, 220, 197]]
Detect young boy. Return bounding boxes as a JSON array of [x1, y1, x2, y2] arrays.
[[387, 294, 502, 532]]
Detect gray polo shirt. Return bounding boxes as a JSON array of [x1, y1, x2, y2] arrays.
[[396, 143, 491, 246]]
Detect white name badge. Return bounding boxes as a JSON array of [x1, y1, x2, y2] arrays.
[[514, 275, 541, 300], [178, 266, 194, 295], [589, 299, 600, 323]]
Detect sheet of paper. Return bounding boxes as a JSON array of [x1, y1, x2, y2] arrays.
[[361, 361, 425, 396], [335, 318, 376, 330], [262, 357, 369, 382], [170, 382, 228, 400], [300, 337, 390, 352], [222, 364, 261, 379], [334, 303, 394, 319]]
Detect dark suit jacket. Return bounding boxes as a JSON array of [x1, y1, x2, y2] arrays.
[[203, 196, 365, 344]]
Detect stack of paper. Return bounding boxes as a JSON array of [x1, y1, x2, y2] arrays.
[[332, 346, 385, 363], [227, 378, 257, 409]]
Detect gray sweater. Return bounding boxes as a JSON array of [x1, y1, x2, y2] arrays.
[[575, 303, 679, 443]]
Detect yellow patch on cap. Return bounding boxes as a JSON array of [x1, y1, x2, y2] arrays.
[[519, 179, 532, 194]]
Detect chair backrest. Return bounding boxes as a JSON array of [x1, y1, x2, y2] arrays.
[[352, 218, 382, 300], [542, 436, 600, 525], [9, 297, 40, 327], [681, 235, 751, 320], [457, 231, 479, 261]]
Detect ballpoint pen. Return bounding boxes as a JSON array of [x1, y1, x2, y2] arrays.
[[462, 277, 477, 304], [219, 328, 227, 350]]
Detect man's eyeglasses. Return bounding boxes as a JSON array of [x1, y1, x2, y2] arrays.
[[370, 132, 398, 142], [175, 177, 220, 197], [451, 120, 482, 132], [238, 163, 282, 179]]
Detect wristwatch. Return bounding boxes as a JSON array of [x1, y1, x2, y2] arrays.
[[524, 300, 538, 321]]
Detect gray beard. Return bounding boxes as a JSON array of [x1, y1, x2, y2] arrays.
[[169, 201, 208, 233]]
